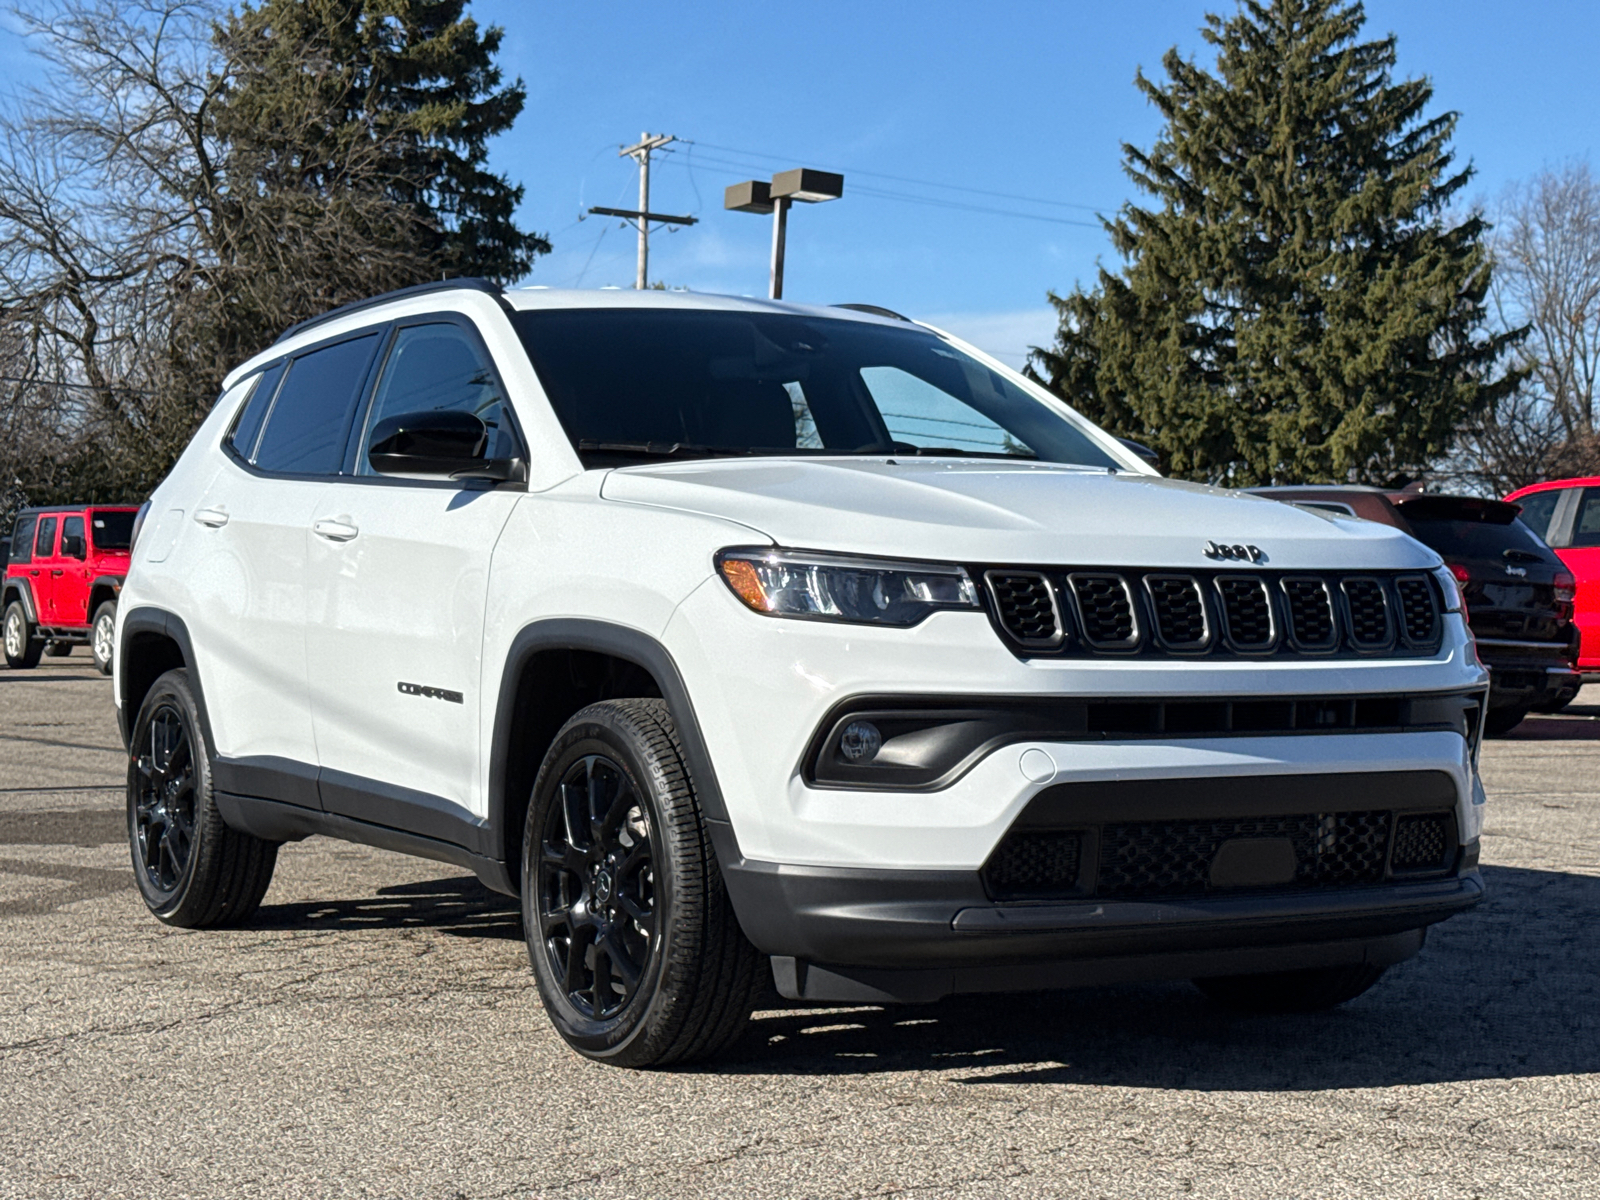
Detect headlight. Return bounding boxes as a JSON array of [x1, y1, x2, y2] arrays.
[[716, 547, 981, 627]]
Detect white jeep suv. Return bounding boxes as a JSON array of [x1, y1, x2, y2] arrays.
[[116, 282, 1488, 1066]]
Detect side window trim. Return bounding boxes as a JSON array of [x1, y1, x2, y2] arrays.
[[341, 310, 528, 483]]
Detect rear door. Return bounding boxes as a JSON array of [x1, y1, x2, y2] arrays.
[[30, 516, 60, 624], [55, 513, 92, 627], [304, 316, 524, 834], [186, 334, 381, 799]]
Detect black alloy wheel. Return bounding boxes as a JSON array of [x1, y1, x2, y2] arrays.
[[132, 700, 197, 898], [522, 700, 763, 1067], [537, 753, 657, 1021], [125, 668, 279, 927]]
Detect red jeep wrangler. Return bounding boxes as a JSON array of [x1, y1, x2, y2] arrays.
[[3, 505, 140, 673]]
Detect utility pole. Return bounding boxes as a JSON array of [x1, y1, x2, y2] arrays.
[[621, 132, 675, 289]]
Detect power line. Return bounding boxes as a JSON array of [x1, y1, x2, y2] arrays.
[[684, 139, 1112, 214], [666, 150, 1104, 229]]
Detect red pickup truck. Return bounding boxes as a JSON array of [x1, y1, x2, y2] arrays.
[[3, 505, 139, 673]]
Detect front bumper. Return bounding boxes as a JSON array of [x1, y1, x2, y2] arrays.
[[727, 857, 1481, 1003]]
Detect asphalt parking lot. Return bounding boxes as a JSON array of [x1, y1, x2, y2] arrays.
[[1, 657, 1596, 1199]]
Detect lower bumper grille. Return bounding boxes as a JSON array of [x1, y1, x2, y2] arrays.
[[984, 809, 1458, 901]]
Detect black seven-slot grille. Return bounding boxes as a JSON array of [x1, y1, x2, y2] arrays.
[[984, 809, 1458, 901], [981, 566, 1442, 659]]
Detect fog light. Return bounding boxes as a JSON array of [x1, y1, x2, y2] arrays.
[[839, 721, 882, 763]]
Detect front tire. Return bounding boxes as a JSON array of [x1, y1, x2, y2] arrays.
[[3, 601, 42, 669], [1193, 962, 1387, 1013], [127, 668, 278, 927], [522, 699, 763, 1068], [91, 600, 117, 675]]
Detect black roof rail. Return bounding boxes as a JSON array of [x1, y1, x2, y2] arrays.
[[273, 278, 508, 345], [832, 303, 912, 322]]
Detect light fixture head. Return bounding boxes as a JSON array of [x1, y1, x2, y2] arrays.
[[724, 180, 774, 214], [770, 167, 844, 203]]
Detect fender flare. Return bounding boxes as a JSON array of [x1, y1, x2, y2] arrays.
[[487, 618, 732, 867], [2, 576, 38, 623], [118, 607, 215, 757], [88, 576, 124, 611]]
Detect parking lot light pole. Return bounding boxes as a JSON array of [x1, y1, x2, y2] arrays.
[[724, 168, 844, 299]]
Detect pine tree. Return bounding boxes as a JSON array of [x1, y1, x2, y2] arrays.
[[1030, 0, 1523, 486], [214, 0, 547, 284]]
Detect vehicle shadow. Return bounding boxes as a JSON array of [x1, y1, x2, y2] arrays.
[[249, 874, 522, 940], [724, 864, 1600, 1090], [1506, 708, 1600, 741]]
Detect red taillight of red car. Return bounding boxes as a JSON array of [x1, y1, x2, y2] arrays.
[[1449, 563, 1471, 585], [1555, 571, 1577, 604]]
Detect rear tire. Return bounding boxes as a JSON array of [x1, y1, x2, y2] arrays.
[[127, 668, 278, 927], [1484, 705, 1531, 737], [3, 601, 42, 669], [1194, 963, 1387, 1013], [91, 601, 117, 675], [522, 698, 763, 1068]]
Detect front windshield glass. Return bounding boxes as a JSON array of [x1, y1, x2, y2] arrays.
[[510, 308, 1121, 468]]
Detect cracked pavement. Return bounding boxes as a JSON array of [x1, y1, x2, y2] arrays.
[[1, 657, 1597, 1199]]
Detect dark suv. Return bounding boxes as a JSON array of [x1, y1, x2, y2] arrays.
[[3, 505, 139, 673], [1252, 487, 1579, 733]]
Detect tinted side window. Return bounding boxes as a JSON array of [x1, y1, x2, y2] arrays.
[[254, 335, 379, 475], [357, 323, 518, 474], [34, 517, 57, 558], [226, 363, 286, 462], [61, 516, 86, 559], [1514, 489, 1562, 543], [1573, 488, 1600, 547], [10, 516, 35, 565], [90, 510, 136, 551]]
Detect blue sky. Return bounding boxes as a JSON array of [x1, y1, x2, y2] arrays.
[[474, 0, 1600, 365], [6, 0, 1596, 367]]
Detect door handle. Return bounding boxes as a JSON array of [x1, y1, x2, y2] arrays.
[[312, 518, 359, 542], [194, 507, 230, 528], [51, 569, 63, 576]]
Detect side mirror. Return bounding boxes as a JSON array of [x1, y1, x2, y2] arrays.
[[61, 534, 85, 559], [369, 410, 491, 477]]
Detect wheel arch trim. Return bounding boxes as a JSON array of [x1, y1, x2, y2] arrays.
[[487, 618, 731, 867], [118, 607, 216, 757], [3, 577, 38, 623]]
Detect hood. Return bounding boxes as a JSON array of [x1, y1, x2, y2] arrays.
[[599, 458, 1438, 571]]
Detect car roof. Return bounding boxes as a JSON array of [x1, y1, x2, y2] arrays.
[[1507, 476, 1600, 497], [229, 283, 921, 388]]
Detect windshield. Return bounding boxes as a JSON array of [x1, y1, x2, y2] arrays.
[[510, 308, 1121, 468], [90, 510, 136, 551]]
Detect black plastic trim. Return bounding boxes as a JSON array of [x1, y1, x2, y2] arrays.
[[802, 690, 1484, 791], [210, 755, 321, 810], [487, 619, 733, 862], [2, 576, 37, 622], [319, 766, 491, 857], [117, 608, 213, 755], [214, 793, 514, 894]]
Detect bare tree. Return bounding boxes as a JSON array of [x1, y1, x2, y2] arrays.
[[1452, 162, 1600, 493]]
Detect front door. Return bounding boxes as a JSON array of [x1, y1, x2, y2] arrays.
[[30, 516, 59, 624], [54, 514, 92, 627], [305, 318, 524, 836], [1557, 486, 1600, 668]]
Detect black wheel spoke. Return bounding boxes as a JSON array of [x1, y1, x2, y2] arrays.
[[537, 746, 662, 1023], [603, 930, 641, 993]]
